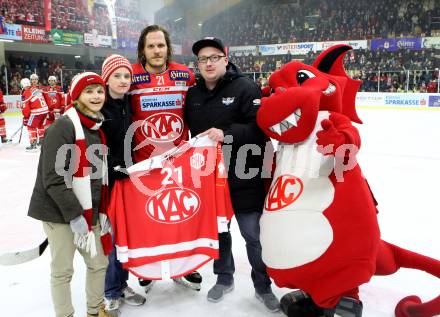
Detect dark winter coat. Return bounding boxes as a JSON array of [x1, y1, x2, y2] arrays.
[[28, 109, 104, 224], [101, 91, 131, 189], [184, 62, 267, 213]]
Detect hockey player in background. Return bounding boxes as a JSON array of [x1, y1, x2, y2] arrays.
[[100, 54, 146, 316], [0, 89, 8, 143], [43, 75, 65, 130], [21, 77, 48, 151], [30, 73, 41, 89], [130, 24, 201, 293]]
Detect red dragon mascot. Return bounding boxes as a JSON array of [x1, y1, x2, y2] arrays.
[[256, 44, 440, 317]]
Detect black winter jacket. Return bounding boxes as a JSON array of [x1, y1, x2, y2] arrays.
[[185, 62, 267, 213], [101, 92, 131, 189]]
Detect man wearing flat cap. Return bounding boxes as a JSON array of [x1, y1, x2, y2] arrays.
[[184, 37, 280, 313]]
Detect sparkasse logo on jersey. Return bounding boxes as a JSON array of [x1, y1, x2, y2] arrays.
[[265, 174, 303, 211], [142, 112, 183, 143], [140, 93, 183, 111], [146, 187, 201, 223]]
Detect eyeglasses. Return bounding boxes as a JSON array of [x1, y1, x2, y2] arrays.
[[197, 55, 226, 64]]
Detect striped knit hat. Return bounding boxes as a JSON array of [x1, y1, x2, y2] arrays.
[[69, 72, 105, 101], [101, 54, 133, 83]]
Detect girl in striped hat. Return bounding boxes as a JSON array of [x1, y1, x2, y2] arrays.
[[28, 71, 111, 317]]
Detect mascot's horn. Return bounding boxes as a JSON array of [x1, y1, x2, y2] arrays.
[[313, 44, 363, 124]]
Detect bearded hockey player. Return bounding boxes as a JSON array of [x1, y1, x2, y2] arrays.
[[129, 24, 199, 293]]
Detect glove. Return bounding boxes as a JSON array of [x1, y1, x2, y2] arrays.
[[22, 118, 29, 126], [101, 216, 112, 233], [316, 119, 345, 155], [69, 215, 89, 235]]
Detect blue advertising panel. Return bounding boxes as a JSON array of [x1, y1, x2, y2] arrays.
[[371, 38, 422, 51]]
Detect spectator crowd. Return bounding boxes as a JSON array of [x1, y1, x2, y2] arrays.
[[202, 0, 439, 45]]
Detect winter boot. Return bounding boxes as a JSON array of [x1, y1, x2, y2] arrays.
[[101, 299, 120, 317], [323, 297, 363, 317], [1, 136, 9, 143], [207, 282, 234, 302], [87, 305, 114, 317], [121, 286, 146, 306], [173, 271, 202, 291], [280, 290, 324, 317], [255, 291, 281, 312]]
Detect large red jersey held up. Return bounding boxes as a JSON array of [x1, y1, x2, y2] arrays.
[[108, 135, 234, 280]]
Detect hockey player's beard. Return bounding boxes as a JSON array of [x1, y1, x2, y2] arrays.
[[145, 56, 167, 74]]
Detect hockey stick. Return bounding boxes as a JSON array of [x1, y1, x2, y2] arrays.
[[6, 124, 23, 144], [18, 122, 24, 144], [0, 238, 48, 266]]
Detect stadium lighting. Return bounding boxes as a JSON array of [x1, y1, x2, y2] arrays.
[[74, 55, 81, 59], [198, 22, 203, 27], [54, 43, 72, 47], [0, 39, 14, 42], [174, 17, 183, 22]]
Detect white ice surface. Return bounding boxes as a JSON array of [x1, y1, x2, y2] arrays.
[[1, 109, 439, 317]]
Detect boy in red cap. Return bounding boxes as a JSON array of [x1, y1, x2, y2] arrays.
[[28, 72, 111, 317]]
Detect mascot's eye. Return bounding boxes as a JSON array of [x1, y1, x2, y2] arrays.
[[296, 70, 316, 85]]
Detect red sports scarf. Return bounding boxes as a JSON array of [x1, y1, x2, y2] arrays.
[[65, 106, 112, 256]]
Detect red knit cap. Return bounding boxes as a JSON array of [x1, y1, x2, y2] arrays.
[[101, 54, 133, 83], [69, 72, 105, 101]]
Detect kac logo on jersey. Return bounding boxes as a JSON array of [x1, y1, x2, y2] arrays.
[[146, 187, 201, 224], [169, 70, 190, 81], [190, 153, 205, 170], [132, 73, 151, 84], [140, 94, 183, 111], [265, 174, 303, 211], [222, 97, 235, 106], [142, 112, 183, 143]]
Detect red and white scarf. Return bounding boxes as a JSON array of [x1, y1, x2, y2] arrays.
[[65, 106, 112, 257]]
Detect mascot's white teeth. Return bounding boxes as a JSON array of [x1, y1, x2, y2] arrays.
[[323, 83, 336, 95], [269, 108, 302, 135]]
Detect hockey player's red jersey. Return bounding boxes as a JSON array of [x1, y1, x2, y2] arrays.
[[108, 135, 234, 280], [129, 62, 195, 163], [43, 85, 64, 120], [21, 87, 49, 118]]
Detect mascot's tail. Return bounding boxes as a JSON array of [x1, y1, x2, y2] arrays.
[[375, 240, 440, 317]]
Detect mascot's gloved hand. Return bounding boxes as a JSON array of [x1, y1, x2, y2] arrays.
[[316, 118, 345, 155], [316, 113, 360, 156], [22, 118, 29, 126]]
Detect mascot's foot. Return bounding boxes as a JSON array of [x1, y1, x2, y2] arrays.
[[280, 290, 324, 317], [323, 297, 363, 317], [395, 295, 422, 317], [280, 291, 363, 317]]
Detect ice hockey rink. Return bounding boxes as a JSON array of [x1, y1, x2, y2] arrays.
[[1, 107, 439, 317]]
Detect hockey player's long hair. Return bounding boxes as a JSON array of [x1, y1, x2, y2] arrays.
[[137, 25, 173, 66]]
